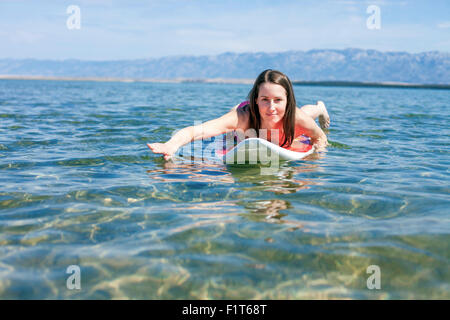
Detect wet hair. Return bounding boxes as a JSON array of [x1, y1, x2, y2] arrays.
[[247, 69, 296, 148]]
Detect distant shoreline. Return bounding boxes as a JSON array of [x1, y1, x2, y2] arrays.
[[292, 80, 450, 90], [0, 75, 255, 85], [0, 75, 449, 89]]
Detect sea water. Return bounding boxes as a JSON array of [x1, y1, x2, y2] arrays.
[[0, 79, 448, 299]]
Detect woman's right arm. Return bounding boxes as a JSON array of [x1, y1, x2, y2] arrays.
[[147, 107, 243, 160]]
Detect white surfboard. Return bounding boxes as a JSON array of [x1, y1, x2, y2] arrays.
[[220, 137, 314, 164]]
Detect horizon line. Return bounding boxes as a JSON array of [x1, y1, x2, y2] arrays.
[[1, 48, 448, 62], [1, 75, 448, 89]]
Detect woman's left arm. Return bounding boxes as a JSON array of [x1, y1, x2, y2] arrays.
[[295, 109, 328, 151]]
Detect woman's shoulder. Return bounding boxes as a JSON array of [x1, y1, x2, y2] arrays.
[[230, 101, 250, 130], [230, 101, 250, 117], [294, 107, 313, 136], [231, 100, 250, 111], [237, 100, 250, 109]]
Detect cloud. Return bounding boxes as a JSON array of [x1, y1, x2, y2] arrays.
[[7, 31, 45, 44], [335, 0, 408, 6], [437, 21, 450, 29]]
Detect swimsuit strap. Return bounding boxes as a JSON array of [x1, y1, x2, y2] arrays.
[[237, 100, 250, 109]]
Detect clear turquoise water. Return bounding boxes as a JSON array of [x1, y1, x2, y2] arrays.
[[0, 79, 449, 299]]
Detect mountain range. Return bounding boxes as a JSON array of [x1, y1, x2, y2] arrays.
[[0, 48, 449, 84]]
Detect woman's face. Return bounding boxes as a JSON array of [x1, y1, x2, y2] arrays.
[[256, 82, 287, 128]]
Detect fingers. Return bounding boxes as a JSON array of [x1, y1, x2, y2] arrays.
[[312, 141, 327, 152], [147, 143, 161, 152], [315, 145, 327, 152], [147, 143, 173, 160], [147, 143, 163, 153]]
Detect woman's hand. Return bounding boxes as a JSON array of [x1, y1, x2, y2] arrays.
[[312, 135, 328, 152], [147, 142, 179, 161]]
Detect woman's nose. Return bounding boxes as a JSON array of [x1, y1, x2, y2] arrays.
[[269, 101, 276, 109]]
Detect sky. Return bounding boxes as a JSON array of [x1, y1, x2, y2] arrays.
[[0, 0, 449, 60]]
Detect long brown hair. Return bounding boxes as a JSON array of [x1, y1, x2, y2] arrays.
[[247, 69, 297, 148]]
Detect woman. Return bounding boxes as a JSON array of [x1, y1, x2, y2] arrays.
[[148, 69, 330, 160]]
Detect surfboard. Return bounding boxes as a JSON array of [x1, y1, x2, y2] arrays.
[[155, 134, 314, 164], [217, 136, 314, 164]]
